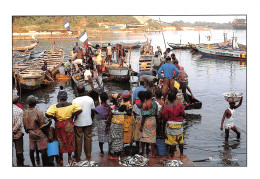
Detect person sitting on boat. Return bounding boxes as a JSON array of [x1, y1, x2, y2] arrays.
[[106, 43, 112, 65], [151, 51, 162, 70], [157, 57, 180, 98], [132, 81, 147, 104], [59, 63, 66, 75], [220, 97, 242, 140], [173, 61, 194, 105]]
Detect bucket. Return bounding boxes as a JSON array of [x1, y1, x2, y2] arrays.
[[156, 139, 168, 156], [47, 141, 59, 157]]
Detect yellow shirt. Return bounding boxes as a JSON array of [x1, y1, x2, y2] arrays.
[[46, 102, 82, 122]]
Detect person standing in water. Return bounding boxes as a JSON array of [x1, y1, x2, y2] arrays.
[[220, 97, 243, 140]]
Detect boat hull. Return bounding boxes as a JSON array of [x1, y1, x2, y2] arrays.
[[195, 45, 246, 61], [108, 68, 129, 76]]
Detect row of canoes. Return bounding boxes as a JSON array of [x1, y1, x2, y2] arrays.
[[13, 49, 64, 91], [168, 41, 246, 61]]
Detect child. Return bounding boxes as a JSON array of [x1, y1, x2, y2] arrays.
[[220, 97, 243, 140]]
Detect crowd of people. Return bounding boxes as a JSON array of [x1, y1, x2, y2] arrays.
[[12, 43, 195, 167]]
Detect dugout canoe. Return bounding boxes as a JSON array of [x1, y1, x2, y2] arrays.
[[14, 49, 64, 92], [13, 42, 37, 52], [184, 94, 202, 110]]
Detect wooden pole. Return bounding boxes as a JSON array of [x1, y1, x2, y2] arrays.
[[159, 17, 167, 50]]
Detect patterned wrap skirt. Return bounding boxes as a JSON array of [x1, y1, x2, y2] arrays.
[[55, 118, 75, 154], [123, 115, 134, 144], [109, 122, 123, 153], [133, 116, 142, 141], [165, 121, 183, 146], [140, 116, 156, 143], [98, 120, 109, 143]]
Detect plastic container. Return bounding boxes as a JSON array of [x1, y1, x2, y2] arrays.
[[223, 92, 243, 103], [47, 141, 59, 157], [156, 139, 168, 156]]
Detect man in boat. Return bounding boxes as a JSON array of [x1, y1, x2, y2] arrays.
[[164, 48, 171, 59], [138, 71, 157, 87], [158, 57, 180, 98], [106, 43, 112, 65], [23, 95, 49, 166], [157, 46, 162, 56], [119, 45, 126, 68], [13, 95, 25, 166], [151, 51, 162, 70], [174, 61, 194, 105], [42, 60, 53, 79], [132, 81, 147, 104], [74, 42, 81, 53], [84, 65, 95, 89], [94, 45, 103, 76], [116, 44, 120, 64], [171, 53, 178, 64], [220, 97, 243, 140], [73, 59, 83, 73], [59, 63, 66, 75], [64, 59, 72, 75], [72, 85, 96, 161], [42, 60, 48, 71]]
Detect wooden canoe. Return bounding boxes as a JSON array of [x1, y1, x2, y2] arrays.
[[184, 94, 202, 110], [13, 42, 37, 52], [195, 45, 246, 61], [168, 42, 192, 49]]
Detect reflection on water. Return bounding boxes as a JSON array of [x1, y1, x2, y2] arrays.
[[12, 30, 246, 166], [219, 140, 241, 166]]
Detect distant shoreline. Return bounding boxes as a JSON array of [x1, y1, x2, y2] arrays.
[[12, 27, 224, 41]]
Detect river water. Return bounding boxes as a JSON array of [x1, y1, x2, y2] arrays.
[[12, 29, 246, 167]]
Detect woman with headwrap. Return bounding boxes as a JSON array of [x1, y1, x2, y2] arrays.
[[106, 93, 125, 159], [45, 91, 82, 165], [120, 90, 134, 145]]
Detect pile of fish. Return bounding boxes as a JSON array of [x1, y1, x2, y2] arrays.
[[162, 160, 183, 167], [119, 154, 149, 167], [66, 160, 99, 167]]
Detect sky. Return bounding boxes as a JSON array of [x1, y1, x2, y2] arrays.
[[150, 15, 246, 23]]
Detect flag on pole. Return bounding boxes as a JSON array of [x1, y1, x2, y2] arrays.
[[63, 19, 71, 31], [78, 29, 89, 45]]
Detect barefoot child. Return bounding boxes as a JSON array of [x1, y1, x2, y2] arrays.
[[220, 97, 243, 140]]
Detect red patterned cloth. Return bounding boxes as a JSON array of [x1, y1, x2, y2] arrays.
[[55, 118, 75, 154], [162, 103, 185, 122]]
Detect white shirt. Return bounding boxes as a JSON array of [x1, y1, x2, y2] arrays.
[[107, 46, 112, 55], [84, 69, 92, 80], [59, 66, 65, 75], [74, 59, 83, 65], [72, 96, 95, 126]]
